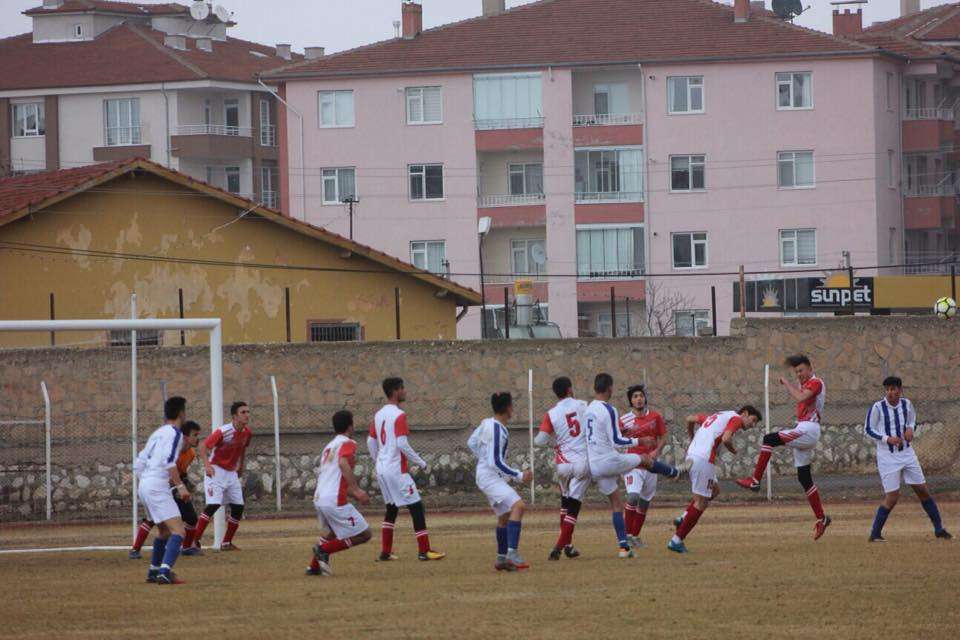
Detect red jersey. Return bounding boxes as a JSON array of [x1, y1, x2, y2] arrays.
[[204, 423, 251, 471], [619, 409, 666, 456], [687, 412, 744, 464], [796, 376, 825, 423]]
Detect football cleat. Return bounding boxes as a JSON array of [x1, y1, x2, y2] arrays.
[[129, 549, 142, 560], [156, 571, 185, 585], [145, 569, 159, 583], [617, 547, 634, 559], [627, 535, 646, 550], [563, 545, 580, 559], [548, 548, 562, 561], [180, 546, 202, 556], [506, 550, 529, 570], [418, 550, 447, 561], [312, 545, 333, 576], [219, 542, 239, 551], [667, 539, 688, 554], [868, 534, 886, 543], [735, 477, 761, 492], [813, 515, 832, 541], [935, 529, 953, 540], [377, 552, 400, 562], [305, 567, 323, 576], [495, 557, 517, 572]]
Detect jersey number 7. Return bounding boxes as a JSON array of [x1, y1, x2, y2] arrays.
[[565, 412, 581, 437]]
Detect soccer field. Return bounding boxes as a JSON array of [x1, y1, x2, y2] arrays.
[[2, 502, 957, 639]]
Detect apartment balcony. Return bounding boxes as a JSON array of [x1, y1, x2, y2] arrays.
[[573, 113, 643, 146], [577, 277, 645, 303], [483, 278, 549, 304], [93, 126, 150, 161], [902, 107, 956, 153], [260, 190, 279, 209], [475, 117, 544, 152], [259, 125, 277, 148], [904, 252, 960, 275], [170, 124, 254, 159], [477, 194, 546, 228], [904, 179, 958, 230]]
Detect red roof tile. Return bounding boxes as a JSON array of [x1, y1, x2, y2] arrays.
[[24, 1, 189, 16], [851, 3, 960, 62], [0, 160, 130, 220], [267, 0, 878, 80], [863, 3, 958, 37], [0, 22, 298, 90]]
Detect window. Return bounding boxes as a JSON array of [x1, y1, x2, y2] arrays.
[[667, 76, 704, 114], [776, 72, 812, 109], [670, 155, 705, 191], [593, 83, 629, 116], [576, 226, 645, 279], [597, 311, 632, 338], [321, 168, 356, 204], [259, 98, 275, 146], [309, 322, 361, 342], [780, 229, 816, 266], [104, 98, 140, 146], [260, 166, 277, 208], [674, 310, 710, 337], [888, 150, 896, 188], [225, 166, 240, 194], [318, 90, 355, 127], [473, 73, 543, 128], [885, 72, 894, 111], [203, 99, 212, 126], [777, 151, 815, 188], [73, 24, 83, 39], [671, 232, 708, 269], [406, 86, 442, 124], [109, 329, 160, 347], [508, 163, 544, 196], [511, 238, 547, 276], [12, 103, 45, 137], [224, 99, 240, 135], [574, 148, 643, 201], [410, 240, 446, 274], [409, 164, 444, 200]]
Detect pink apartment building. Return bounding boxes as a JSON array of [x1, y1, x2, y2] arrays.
[[265, 0, 957, 338]]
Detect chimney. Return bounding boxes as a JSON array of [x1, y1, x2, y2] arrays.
[[482, 0, 506, 17], [402, 1, 422, 40], [734, 0, 750, 23], [305, 46, 325, 60], [275, 43, 292, 60], [164, 34, 187, 50], [900, 0, 920, 17], [833, 8, 863, 37], [196, 37, 213, 52]]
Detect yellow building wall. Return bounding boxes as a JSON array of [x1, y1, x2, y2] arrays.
[[873, 276, 960, 310], [0, 173, 459, 347]]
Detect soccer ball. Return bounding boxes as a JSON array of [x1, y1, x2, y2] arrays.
[[934, 297, 957, 319]]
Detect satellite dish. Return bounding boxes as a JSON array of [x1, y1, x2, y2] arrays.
[[530, 243, 547, 266], [214, 4, 231, 22], [772, 0, 804, 20], [189, 1, 209, 21]]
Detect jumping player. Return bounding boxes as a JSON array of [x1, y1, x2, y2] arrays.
[[192, 402, 252, 550], [586, 373, 680, 558], [865, 377, 952, 542], [736, 354, 832, 540], [620, 385, 668, 549], [668, 407, 762, 553], [308, 410, 372, 576], [534, 376, 588, 561], [369, 377, 445, 561], [129, 421, 202, 559], [134, 396, 191, 584], [468, 392, 533, 571]]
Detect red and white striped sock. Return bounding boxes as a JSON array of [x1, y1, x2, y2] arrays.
[[634, 509, 647, 536], [182, 524, 196, 549], [806, 485, 825, 520], [556, 515, 577, 549], [310, 536, 329, 569], [132, 521, 153, 552], [415, 529, 431, 554], [381, 522, 395, 555], [559, 507, 567, 529], [624, 504, 638, 536], [752, 446, 774, 482], [320, 538, 353, 555], [193, 513, 211, 545], [676, 504, 704, 540], [223, 516, 240, 544]]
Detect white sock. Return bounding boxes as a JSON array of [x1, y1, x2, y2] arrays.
[[671, 535, 681, 544]]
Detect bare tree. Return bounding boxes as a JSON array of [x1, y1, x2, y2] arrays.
[[640, 279, 699, 337]]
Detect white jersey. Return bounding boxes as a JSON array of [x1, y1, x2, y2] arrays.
[[865, 397, 918, 459], [134, 423, 182, 483], [370, 404, 421, 476], [585, 399, 635, 460], [538, 398, 588, 464], [468, 417, 522, 484], [314, 434, 358, 507], [687, 411, 745, 464]]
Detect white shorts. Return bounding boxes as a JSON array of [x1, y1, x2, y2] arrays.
[[878, 452, 926, 493], [624, 468, 658, 502], [139, 478, 180, 523], [479, 478, 521, 517], [376, 472, 421, 507], [687, 457, 717, 499], [315, 503, 369, 540], [779, 421, 821, 468], [557, 458, 590, 501], [204, 465, 243, 505], [590, 453, 642, 496]]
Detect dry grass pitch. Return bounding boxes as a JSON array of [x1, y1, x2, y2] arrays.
[[1, 502, 958, 639]]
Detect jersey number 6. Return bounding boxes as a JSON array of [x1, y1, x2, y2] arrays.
[[379, 421, 387, 445], [565, 412, 581, 437]]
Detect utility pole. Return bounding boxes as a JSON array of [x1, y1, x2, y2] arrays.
[[343, 197, 359, 240]]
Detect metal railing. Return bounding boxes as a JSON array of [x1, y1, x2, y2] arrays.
[[904, 253, 960, 275], [575, 190, 644, 203], [577, 268, 646, 281], [903, 107, 955, 121], [474, 116, 544, 130], [175, 124, 252, 137], [104, 126, 143, 147], [260, 125, 277, 147], [573, 112, 643, 126], [904, 175, 956, 197], [477, 193, 545, 208], [260, 191, 278, 209]]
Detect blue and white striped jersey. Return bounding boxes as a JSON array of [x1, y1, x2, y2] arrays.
[[864, 398, 917, 455], [468, 417, 522, 483], [134, 423, 183, 483], [585, 399, 636, 460]]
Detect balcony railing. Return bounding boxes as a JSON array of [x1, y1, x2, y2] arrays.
[[260, 125, 277, 147], [474, 116, 544, 131], [485, 272, 548, 285], [577, 268, 645, 281], [904, 175, 957, 197], [575, 190, 643, 203], [904, 253, 960, 274], [573, 113, 643, 127], [175, 124, 252, 137], [477, 193, 545, 208], [903, 107, 955, 121], [104, 126, 143, 147], [260, 191, 278, 208]]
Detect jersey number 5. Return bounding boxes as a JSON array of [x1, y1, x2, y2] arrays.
[[565, 412, 581, 437]]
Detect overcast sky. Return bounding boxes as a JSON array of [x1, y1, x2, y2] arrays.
[[0, 1, 948, 53]]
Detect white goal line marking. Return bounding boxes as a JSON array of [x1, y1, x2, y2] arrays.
[[0, 545, 129, 555]]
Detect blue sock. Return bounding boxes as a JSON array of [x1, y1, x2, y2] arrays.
[[871, 506, 891, 538], [507, 520, 522, 551], [921, 498, 943, 532], [495, 527, 507, 555], [161, 534, 183, 572], [150, 537, 167, 568], [650, 460, 679, 478], [612, 511, 627, 549]]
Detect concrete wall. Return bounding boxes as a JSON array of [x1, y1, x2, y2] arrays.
[[571, 68, 644, 116]]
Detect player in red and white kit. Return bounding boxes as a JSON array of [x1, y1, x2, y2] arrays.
[[668, 406, 762, 553], [620, 385, 668, 549], [368, 377, 445, 562], [192, 401, 252, 550], [534, 376, 588, 561], [736, 354, 832, 540], [308, 410, 372, 577]]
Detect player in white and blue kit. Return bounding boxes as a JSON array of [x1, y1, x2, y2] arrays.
[[134, 396, 192, 585], [865, 376, 952, 542], [468, 392, 533, 572]]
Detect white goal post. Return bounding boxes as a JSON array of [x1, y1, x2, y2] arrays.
[[0, 318, 225, 551]]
